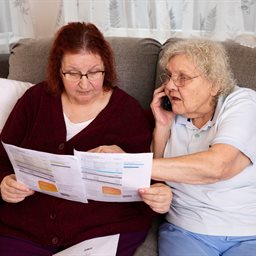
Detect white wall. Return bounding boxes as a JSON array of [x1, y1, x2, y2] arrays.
[[29, 0, 61, 37]]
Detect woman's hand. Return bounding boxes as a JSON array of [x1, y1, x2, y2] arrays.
[[151, 85, 175, 158], [151, 85, 175, 127], [88, 145, 125, 153], [0, 174, 35, 203], [139, 183, 172, 214]]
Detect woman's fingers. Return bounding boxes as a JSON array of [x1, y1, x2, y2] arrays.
[[139, 183, 172, 214], [0, 174, 34, 203], [88, 145, 125, 153]]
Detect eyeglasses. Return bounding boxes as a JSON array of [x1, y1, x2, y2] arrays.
[[62, 70, 105, 82], [160, 73, 200, 87]]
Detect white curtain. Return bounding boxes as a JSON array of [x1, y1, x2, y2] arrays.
[[0, 0, 35, 53], [64, 0, 255, 43], [0, 0, 256, 53], [0, 0, 61, 53]]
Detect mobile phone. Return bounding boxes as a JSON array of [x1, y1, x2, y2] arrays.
[[161, 96, 172, 111]]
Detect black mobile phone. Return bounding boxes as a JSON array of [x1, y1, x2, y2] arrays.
[[161, 96, 172, 111]]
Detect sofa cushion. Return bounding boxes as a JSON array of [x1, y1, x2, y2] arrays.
[[222, 40, 256, 90], [108, 37, 161, 108], [8, 37, 161, 109], [8, 38, 53, 85], [0, 78, 34, 132]]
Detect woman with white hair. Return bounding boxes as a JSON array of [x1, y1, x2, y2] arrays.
[[151, 38, 256, 255]]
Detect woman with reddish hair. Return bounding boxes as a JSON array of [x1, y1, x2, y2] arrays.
[[0, 22, 172, 255]]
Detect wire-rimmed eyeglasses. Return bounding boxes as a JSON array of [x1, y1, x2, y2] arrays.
[[62, 70, 105, 82], [160, 73, 200, 87]]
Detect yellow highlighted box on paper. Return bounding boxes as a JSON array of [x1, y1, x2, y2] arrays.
[[102, 186, 121, 196], [38, 180, 58, 192]]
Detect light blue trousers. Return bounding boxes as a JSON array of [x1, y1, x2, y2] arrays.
[[159, 222, 256, 256]]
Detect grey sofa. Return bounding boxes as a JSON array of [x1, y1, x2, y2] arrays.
[[1, 36, 256, 255]]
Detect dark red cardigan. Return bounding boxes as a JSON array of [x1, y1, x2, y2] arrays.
[[0, 82, 155, 249]]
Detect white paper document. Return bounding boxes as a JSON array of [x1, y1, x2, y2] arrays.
[[3, 143, 152, 203], [52, 234, 120, 256], [75, 149, 152, 202]]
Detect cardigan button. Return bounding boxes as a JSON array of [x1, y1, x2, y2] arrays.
[[58, 143, 65, 150], [52, 236, 59, 245], [50, 212, 56, 220]]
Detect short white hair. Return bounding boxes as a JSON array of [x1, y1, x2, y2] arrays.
[[160, 38, 236, 96]]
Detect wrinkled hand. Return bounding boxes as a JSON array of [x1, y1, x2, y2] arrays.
[[139, 183, 172, 214], [0, 174, 35, 203], [151, 85, 175, 126], [88, 145, 125, 153]]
